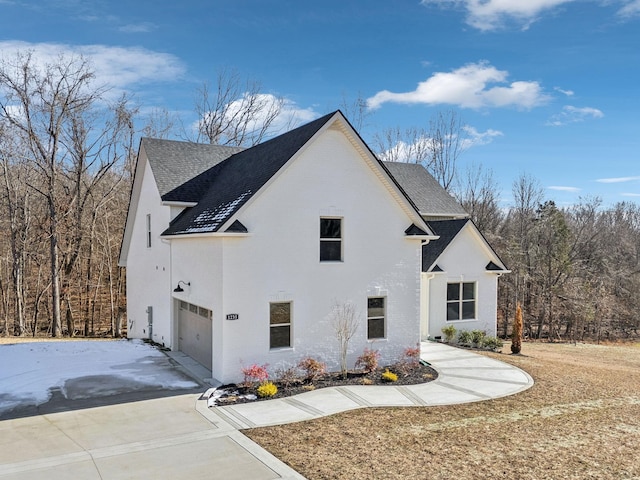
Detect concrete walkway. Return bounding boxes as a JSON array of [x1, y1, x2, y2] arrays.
[[209, 341, 534, 429]]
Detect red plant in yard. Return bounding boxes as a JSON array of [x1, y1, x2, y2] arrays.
[[241, 363, 269, 385], [297, 357, 327, 382], [355, 348, 380, 373], [403, 345, 420, 364]]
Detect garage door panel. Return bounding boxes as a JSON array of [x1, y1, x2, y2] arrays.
[[178, 303, 212, 371]]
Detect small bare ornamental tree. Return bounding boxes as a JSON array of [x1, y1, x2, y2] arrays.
[[329, 301, 359, 378]]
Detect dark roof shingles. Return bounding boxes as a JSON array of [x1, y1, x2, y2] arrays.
[[383, 162, 467, 217], [164, 112, 337, 235], [422, 219, 469, 272], [142, 138, 244, 200]]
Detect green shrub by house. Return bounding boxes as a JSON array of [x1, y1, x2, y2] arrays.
[[441, 325, 457, 343]]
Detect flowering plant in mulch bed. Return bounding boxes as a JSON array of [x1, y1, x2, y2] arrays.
[[205, 350, 438, 407]]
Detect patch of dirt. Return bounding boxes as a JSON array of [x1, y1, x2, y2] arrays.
[[245, 341, 640, 480], [213, 363, 438, 406]]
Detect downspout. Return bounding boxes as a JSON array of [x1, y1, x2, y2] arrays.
[[421, 272, 436, 340]]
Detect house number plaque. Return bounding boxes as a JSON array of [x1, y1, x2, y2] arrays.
[[226, 314, 239, 320]]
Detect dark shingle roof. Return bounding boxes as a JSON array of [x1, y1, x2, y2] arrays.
[[142, 138, 244, 200], [163, 112, 337, 235], [422, 219, 469, 272], [383, 162, 468, 218]]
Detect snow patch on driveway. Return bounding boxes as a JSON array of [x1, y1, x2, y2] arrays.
[[0, 339, 198, 415]]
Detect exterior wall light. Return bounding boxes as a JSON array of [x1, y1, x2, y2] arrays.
[[173, 281, 191, 292]]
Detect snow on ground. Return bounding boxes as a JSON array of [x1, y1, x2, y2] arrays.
[[0, 339, 198, 415]]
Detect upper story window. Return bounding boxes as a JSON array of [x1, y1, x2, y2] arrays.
[[320, 218, 342, 262], [146, 214, 152, 248], [447, 282, 476, 321]]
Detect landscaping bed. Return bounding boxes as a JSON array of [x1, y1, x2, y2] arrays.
[[209, 358, 438, 406]]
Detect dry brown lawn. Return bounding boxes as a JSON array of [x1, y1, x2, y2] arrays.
[[245, 342, 640, 480]]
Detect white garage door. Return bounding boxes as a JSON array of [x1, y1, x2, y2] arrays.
[[178, 301, 212, 371]]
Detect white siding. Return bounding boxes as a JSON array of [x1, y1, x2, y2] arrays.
[[215, 127, 422, 382], [171, 237, 224, 377], [425, 225, 499, 339], [125, 156, 173, 346]]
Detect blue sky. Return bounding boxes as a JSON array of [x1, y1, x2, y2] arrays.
[[1, 0, 639, 207]]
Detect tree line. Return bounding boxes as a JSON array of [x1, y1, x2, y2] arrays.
[[0, 51, 637, 342]]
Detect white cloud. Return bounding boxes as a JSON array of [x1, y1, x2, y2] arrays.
[[618, 0, 640, 17], [546, 105, 604, 126], [378, 138, 433, 163], [119, 22, 158, 33], [621, 192, 640, 197], [554, 87, 574, 96], [421, 0, 575, 31], [378, 124, 501, 163], [548, 185, 581, 192], [231, 94, 319, 133], [194, 93, 320, 141], [461, 125, 503, 148], [0, 41, 185, 93], [367, 62, 549, 110], [596, 176, 640, 183]]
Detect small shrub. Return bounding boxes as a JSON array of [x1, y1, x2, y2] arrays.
[[381, 369, 398, 382], [241, 363, 269, 386], [458, 330, 472, 345], [403, 345, 420, 363], [361, 377, 373, 385], [512, 303, 523, 354], [297, 357, 327, 382], [274, 365, 301, 388], [441, 325, 457, 343], [257, 381, 278, 398], [302, 384, 315, 391], [482, 336, 504, 351], [396, 344, 421, 376], [355, 348, 380, 373], [471, 330, 486, 346]]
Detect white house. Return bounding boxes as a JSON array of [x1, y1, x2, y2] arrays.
[[382, 162, 509, 340], [119, 111, 507, 383]]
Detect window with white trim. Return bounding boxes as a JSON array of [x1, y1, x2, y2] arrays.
[[367, 297, 385, 339], [270, 302, 291, 349], [447, 282, 476, 321], [320, 218, 342, 261]]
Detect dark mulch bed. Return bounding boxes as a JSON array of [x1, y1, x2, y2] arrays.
[[209, 362, 438, 406]]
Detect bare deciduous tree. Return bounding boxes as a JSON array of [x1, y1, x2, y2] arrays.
[[374, 110, 468, 191], [0, 128, 32, 336], [428, 110, 466, 191], [328, 301, 359, 378], [456, 162, 502, 235], [0, 51, 133, 337], [195, 68, 286, 147], [339, 93, 372, 133]]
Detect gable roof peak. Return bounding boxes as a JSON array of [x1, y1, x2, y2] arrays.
[[164, 111, 339, 236]]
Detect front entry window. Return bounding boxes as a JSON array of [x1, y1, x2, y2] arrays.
[[447, 282, 476, 321]]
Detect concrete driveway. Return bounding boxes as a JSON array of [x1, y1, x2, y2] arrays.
[[0, 393, 304, 479], [0, 340, 304, 479]]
